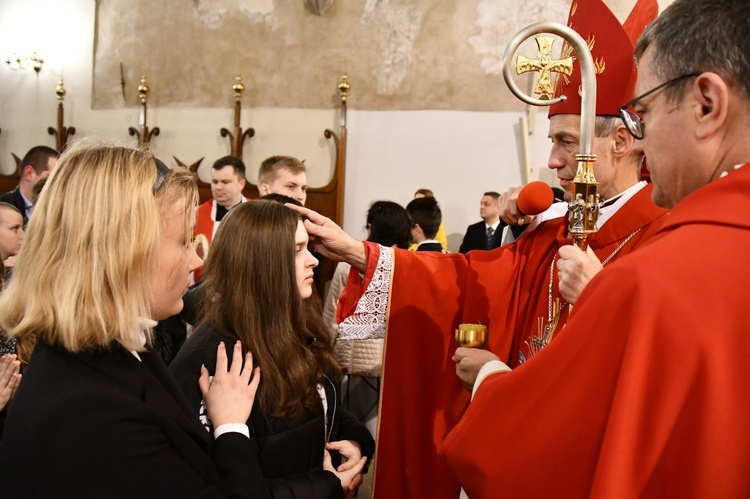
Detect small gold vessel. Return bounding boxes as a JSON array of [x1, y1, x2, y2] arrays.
[[454, 324, 488, 348]]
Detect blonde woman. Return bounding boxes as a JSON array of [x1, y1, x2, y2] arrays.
[[0, 143, 263, 498]]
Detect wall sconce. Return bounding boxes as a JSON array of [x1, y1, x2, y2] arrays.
[[5, 52, 44, 73]]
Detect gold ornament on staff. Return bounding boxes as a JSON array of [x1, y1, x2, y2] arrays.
[[47, 79, 76, 153], [128, 75, 160, 147], [455, 324, 488, 348], [220, 74, 255, 159], [516, 37, 573, 100], [337, 73, 350, 103], [503, 23, 600, 250]]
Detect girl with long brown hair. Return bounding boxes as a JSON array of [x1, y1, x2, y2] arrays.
[[171, 200, 374, 499]]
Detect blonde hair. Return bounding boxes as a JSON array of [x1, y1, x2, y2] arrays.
[[257, 155, 306, 184], [0, 141, 197, 357]]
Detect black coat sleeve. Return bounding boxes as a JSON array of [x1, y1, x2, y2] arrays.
[[458, 226, 471, 255]]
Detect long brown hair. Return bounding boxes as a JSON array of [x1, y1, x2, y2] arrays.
[[197, 200, 339, 421]]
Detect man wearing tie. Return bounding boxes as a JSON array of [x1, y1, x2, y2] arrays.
[[458, 192, 506, 254]]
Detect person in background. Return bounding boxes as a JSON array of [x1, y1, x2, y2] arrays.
[[193, 155, 248, 281], [0, 145, 57, 226], [257, 155, 308, 205], [408, 188, 448, 251], [0, 203, 25, 359], [405, 196, 443, 252], [458, 192, 505, 253]]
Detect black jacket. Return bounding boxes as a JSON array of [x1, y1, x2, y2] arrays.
[[170, 328, 375, 499], [0, 340, 267, 498], [459, 220, 508, 254]]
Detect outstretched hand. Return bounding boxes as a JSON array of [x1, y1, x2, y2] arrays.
[[199, 341, 261, 428], [285, 204, 367, 272]]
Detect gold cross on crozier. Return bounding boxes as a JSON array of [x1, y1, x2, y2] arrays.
[[516, 37, 573, 100]]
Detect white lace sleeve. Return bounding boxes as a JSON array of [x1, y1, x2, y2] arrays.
[[333, 245, 393, 340]]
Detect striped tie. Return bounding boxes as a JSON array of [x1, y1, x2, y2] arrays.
[[486, 226, 495, 249]]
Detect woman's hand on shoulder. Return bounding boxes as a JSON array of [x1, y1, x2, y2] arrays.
[[198, 341, 261, 427]]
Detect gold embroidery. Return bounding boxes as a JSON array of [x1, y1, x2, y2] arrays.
[[524, 298, 564, 361], [553, 32, 607, 98]]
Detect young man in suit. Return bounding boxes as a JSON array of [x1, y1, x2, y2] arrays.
[[0, 145, 57, 226], [458, 191, 504, 254]]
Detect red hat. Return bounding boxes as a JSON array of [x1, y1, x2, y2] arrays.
[[548, 0, 658, 118]]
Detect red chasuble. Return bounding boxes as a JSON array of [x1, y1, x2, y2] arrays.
[[193, 197, 247, 280], [443, 164, 750, 498], [338, 185, 668, 498], [193, 200, 218, 281]]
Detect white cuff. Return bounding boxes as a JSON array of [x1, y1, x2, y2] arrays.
[[471, 360, 510, 400], [213, 423, 250, 439]]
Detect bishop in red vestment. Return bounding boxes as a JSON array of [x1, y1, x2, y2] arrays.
[[322, 1, 663, 497]]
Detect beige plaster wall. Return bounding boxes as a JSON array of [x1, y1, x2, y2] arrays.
[[92, 0, 573, 111]]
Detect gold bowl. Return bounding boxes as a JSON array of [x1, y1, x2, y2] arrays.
[[455, 324, 488, 348]]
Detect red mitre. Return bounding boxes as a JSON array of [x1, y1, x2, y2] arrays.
[[548, 0, 658, 118]]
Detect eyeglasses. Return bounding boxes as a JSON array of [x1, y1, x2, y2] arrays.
[[618, 72, 701, 139]]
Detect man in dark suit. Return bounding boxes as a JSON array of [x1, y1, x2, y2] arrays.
[[459, 191, 507, 254], [406, 196, 443, 252], [0, 145, 58, 226]]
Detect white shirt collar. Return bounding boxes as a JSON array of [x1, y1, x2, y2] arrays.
[[485, 220, 501, 231], [597, 181, 647, 227], [128, 317, 158, 361]]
